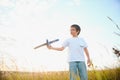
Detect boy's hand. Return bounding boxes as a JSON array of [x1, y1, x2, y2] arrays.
[[87, 59, 91, 67], [47, 45, 52, 49]]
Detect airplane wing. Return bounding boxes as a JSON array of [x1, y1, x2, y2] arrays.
[[34, 39, 59, 49]]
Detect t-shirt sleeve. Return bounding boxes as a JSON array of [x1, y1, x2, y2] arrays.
[[62, 39, 69, 48], [80, 38, 88, 48]]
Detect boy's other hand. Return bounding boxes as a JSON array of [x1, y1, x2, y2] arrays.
[[87, 59, 91, 67]]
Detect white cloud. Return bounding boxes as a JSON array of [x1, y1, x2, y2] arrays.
[[0, 0, 15, 7], [67, 0, 81, 6], [73, 0, 81, 6]]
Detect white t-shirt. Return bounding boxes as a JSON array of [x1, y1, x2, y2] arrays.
[[62, 37, 88, 62]]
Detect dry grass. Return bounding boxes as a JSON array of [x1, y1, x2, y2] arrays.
[[0, 67, 120, 80]]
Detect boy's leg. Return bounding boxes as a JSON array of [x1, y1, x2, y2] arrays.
[[77, 61, 88, 80], [69, 62, 78, 80]]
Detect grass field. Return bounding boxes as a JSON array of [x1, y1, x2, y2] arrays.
[[0, 67, 120, 80]]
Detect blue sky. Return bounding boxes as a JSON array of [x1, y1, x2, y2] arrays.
[[0, 0, 120, 72]]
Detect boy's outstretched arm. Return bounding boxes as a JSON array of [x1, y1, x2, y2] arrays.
[[84, 47, 91, 67], [47, 45, 64, 51]]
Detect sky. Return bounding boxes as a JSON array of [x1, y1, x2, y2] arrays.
[[0, 0, 120, 72]]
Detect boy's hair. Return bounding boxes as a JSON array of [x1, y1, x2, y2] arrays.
[[71, 24, 81, 35]]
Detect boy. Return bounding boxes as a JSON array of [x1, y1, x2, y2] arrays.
[[47, 24, 91, 80]]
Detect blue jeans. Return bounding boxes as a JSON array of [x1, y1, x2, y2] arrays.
[[69, 61, 88, 80]]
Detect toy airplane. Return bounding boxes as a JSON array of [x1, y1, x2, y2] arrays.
[[34, 39, 59, 49]]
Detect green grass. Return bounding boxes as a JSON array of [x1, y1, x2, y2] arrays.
[[0, 67, 120, 80]]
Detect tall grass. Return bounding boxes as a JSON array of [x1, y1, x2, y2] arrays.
[[88, 67, 120, 80], [0, 49, 120, 80], [0, 67, 120, 80], [0, 55, 120, 80]]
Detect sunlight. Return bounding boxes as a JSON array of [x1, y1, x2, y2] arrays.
[[0, 0, 120, 72]]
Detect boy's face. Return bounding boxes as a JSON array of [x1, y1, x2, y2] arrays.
[[70, 27, 79, 36]]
